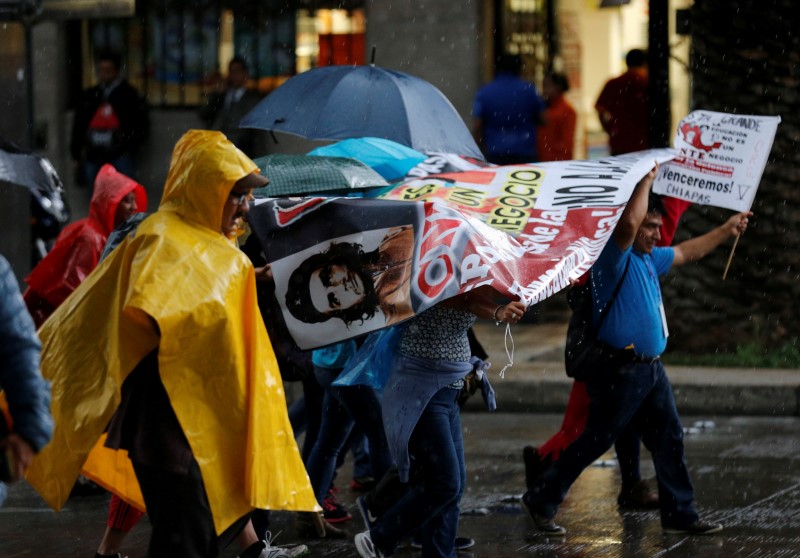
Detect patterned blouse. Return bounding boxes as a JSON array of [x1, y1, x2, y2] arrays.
[[398, 305, 476, 363]]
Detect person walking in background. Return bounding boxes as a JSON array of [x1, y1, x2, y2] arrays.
[[303, 338, 393, 532], [0, 254, 53, 507], [595, 48, 649, 155], [71, 52, 149, 188], [521, 163, 749, 537], [537, 72, 577, 162], [472, 54, 546, 165], [199, 56, 263, 157]]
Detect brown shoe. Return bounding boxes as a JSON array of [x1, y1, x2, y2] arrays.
[[296, 511, 348, 539], [618, 479, 659, 509]]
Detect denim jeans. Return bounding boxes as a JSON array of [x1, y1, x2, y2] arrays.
[[371, 386, 465, 558], [305, 366, 392, 503], [615, 423, 643, 486], [528, 360, 699, 528], [289, 376, 324, 463]]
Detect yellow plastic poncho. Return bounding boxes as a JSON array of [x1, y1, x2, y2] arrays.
[[26, 130, 318, 534]]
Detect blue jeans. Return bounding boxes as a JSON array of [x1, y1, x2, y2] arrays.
[[528, 360, 699, 528], [371, 386, 465, 558], [350, 429, 372, 479], [305, 366, 392, 503], [616, 423, 643, 485]]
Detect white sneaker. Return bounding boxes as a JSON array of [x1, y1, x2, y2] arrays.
[[354, 530, 385, 558], [256, 531, 309, 558]]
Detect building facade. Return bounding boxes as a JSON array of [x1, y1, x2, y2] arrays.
[[1, 0, 692, 275]]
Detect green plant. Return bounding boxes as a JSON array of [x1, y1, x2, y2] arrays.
[[664, 338, 800, 369]]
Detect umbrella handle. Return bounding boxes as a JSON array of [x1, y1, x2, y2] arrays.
[[370, 45, 376, 66], [270, 119, 285, 144]]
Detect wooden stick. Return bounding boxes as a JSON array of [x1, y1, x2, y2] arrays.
[[721, 233, 740, 281]]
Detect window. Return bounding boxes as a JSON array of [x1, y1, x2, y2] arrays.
[[82, 0, 365, 107]]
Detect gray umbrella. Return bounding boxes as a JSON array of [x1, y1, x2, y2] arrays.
[[0, 142, 62, 194]]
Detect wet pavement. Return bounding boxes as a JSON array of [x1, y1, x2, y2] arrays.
[[2, 412, 799, 557]]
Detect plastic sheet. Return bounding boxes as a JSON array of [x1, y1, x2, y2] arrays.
[[26, 131, 318, 535]]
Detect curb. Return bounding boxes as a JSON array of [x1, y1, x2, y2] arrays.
[[462, 364, 800, 417]]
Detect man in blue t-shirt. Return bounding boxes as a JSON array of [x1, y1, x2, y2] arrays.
[[472, 54, 545, 165], [521, 163, 751, 536]]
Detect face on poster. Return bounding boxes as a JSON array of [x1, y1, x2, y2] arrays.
[[272, 226, 416, 350]]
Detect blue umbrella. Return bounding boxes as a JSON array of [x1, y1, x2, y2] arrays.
[[307, 137, 427, 181], [240, 64, 485, 160]]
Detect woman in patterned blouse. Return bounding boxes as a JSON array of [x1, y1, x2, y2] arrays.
[[354, 288, 526, 558]]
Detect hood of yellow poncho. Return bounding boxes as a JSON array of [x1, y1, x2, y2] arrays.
[[26, 130, 318, 534], [160, 129, 254, 235]]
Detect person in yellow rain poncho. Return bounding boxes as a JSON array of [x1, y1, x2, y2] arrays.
[[25, 130, 318, 557]]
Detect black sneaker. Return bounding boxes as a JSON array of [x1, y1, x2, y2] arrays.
[[356, 495, 378, 530], [322, 490, 352, 524], [520, 492, 566, 536], [410, 536, 475, 550], [663, 521, 723, 535]]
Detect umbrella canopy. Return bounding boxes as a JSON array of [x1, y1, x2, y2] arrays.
[[0, 141, 62, 194], [307, 137, 427, 181], [240, 64, 485, 160], [252, 153, 389, 198]]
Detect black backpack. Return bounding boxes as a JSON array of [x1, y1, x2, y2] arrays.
[[564, 258, 632, 381]]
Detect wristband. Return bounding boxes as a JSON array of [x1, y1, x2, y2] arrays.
[[491, 304, 504, 325]]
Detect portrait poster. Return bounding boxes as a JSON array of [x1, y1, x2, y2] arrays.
[[652, 110, 780, 211]]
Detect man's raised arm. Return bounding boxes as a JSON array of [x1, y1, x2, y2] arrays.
[[613, 163, 658, 251], [672, 211, 751, 267]]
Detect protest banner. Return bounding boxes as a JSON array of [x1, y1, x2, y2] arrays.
[[248, 149, 675, 350], [652, 110, 780, 212]]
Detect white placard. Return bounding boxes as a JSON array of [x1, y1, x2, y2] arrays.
[[653, 110, 780, 212]]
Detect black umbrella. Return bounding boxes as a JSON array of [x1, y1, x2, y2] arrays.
[[240, 64, 484, 160], [0, 139, 70, 258]]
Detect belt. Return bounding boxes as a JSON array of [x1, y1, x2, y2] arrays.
[[631, 354, 660, 365]]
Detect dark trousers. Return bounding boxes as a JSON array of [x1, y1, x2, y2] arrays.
[[371, 387, 465, 558], [133, 459, 250, 557], [306, 365, 392, 503], [528, 360, 699, 528]]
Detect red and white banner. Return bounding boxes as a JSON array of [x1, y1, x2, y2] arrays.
[[249, 149, 675, 350]]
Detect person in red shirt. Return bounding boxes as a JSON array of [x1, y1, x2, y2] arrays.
[[537, 72, 577, 162], [595, 49, 649, 155], [71, 52, 148, 188]]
